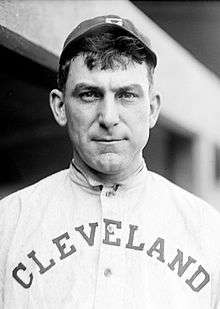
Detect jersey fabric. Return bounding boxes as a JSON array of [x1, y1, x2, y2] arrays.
[[0, 160, 220, 309]]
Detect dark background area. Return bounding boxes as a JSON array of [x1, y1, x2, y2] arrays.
[[0, 45, 71, 196], [132, 1, 220, 79]]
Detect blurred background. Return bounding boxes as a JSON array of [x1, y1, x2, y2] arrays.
[[0, 1, 220, 211]]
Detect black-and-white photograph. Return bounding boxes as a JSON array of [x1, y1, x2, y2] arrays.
[[1, 1, 220, 308]]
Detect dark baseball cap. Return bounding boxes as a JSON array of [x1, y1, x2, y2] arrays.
[[59, 15, 157, 67]]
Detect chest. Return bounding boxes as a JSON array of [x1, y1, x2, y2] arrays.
[[5, 186, 211, 308]]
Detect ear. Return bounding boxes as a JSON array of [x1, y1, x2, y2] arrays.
[[49, 89, 67, 127], [149, 91, 161, 129]]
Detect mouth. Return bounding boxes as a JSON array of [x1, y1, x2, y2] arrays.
[[92, 138, 126, 143]]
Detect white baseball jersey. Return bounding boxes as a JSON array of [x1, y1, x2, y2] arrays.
[[1, 159, 220, 308]]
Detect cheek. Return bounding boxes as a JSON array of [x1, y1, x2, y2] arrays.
[[66, 108, 93, 142], [128, 107, 150, 150], [131, 107, 150, 134]]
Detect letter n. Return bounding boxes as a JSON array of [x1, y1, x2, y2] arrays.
[[168, 249, 196, 277]]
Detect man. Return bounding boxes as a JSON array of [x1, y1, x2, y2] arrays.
[[0, 15, 220, 309]]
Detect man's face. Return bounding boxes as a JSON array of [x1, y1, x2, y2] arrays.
[[50, 55, 160, 180]]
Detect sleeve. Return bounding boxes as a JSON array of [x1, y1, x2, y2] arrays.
[[0, 194, 21, 307], [200, 202, 220, 309], [212, 261, 220, 309], [212, 270, 220, 309]]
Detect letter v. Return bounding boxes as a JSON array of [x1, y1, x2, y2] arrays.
[[75, 223, 98, 246]]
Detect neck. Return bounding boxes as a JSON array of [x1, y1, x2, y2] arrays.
[[73, 151, 144, 185]]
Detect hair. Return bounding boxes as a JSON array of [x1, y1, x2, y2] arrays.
[[57, 31, 155, 92]]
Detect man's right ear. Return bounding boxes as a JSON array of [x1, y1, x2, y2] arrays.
[[49, 89, 67, 127]]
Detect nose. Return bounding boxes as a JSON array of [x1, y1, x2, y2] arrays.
[[98, 94, 119, 129]]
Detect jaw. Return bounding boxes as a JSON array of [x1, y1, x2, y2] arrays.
[[73, 148, 143, 183]]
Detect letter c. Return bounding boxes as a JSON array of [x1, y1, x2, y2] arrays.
[[12, 262, 33, 289]]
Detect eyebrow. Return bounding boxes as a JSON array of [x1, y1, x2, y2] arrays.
[[113, 84, 141, 92], [72, 83, 142, 94], [72, 83, 101, 95]]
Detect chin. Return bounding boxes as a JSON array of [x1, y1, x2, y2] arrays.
[[94, 153, 125, 174]]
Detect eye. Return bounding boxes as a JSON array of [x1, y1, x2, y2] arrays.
[[79, 90, 101, 102], [117, 91, 138, 100]]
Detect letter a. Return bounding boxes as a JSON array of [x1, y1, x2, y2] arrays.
[[147, 237, 165, 263]]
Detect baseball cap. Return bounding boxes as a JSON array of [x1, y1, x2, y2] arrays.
[[59, 15, 157, 67]]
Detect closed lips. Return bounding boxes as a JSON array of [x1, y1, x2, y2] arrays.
[[92, 138, 126, 142]]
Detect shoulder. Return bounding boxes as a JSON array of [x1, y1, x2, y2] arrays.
[[0, 169, 69, 284], [0, 169, 69, 224], [1, 169, 68, 200], [147, 170, 220, 217], [0, 168, 69, 249], [148, 170, 215, 212], [148, 171, 220, 256]]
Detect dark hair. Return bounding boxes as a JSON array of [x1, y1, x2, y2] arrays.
[[57, 31, 155, 91]]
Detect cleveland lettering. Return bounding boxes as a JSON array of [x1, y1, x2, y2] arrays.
[[12, 219, 210, 292]]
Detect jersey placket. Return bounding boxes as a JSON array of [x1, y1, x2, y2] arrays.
[[93, 185, 126, 308]]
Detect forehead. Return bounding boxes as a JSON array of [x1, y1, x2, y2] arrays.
[[66, 55, 150, 90]]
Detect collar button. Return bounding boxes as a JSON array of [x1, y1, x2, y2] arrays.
[[105, 191, 115, 197]]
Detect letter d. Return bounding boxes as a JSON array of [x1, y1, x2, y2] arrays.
[[186, 265, 210, 292]]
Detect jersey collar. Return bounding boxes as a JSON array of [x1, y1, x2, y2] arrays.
[[68, 157, 148, 191]]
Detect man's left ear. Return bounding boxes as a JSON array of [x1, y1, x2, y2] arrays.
[[149, 91, 161, 129]]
